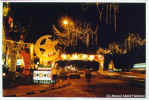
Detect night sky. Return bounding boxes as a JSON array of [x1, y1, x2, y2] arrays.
[[9, 3, 145, 47]]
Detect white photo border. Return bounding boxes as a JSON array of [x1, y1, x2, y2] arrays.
[[0, 0, 148, 100]]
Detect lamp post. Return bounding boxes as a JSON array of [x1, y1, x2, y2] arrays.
[[62, 19, 71, 46], [55, 17, 75, 50]]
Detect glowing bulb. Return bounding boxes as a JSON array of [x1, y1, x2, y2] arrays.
[[89, 55, 95, 61], [82, 54, 88, 59], [61, 54, 67, 60], [72, 54, 78, 60], [63, 20, 68, 25], [98, 55, 102, 58]]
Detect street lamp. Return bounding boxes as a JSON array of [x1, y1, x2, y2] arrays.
[[60, 16, 74, 28], [63, 20, 68, 25], [59, 16, 75, 47]]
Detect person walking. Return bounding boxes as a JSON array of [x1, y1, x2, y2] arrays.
[[58, 67, 66, 87], [85, 69, 91, 83], [50, 65, 58, 88]]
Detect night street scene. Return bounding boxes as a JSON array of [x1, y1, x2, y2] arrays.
[[2, 2, 146, 98]]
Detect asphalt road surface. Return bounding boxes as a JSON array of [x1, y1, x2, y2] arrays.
[[3, 72, 145, 97]]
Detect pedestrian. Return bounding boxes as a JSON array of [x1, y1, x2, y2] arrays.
[[50, 64, 58, 88], [58, 67, 66, 87], [85, 69, 91, 83]]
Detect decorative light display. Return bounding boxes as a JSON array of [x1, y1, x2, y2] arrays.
[[82, 54, 88, 60], [107, 33, 145, 54], [53, 18, 98, 51], [88, 55, 95, 61], [3, 2, 9, 17], [96, 3, 119, 32], [61, 54, 67, 60], [60, 53, 104, 62], [34, 35, 60, 65]]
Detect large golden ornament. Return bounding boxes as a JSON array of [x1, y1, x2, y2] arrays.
[[35, 35, 59, 64]]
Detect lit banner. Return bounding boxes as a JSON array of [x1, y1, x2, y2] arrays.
[[33, 71, 52, 81]]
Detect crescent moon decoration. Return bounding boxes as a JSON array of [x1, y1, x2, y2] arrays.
[[35, 35, 59, 66]]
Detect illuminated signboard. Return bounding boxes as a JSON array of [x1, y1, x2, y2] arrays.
[[38, 67, 51, 71], [33, 71, 52, 81]]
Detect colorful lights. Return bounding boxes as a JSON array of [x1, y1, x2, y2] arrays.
[[63, 20, 68, 25], [61, 54, 67, 60], [60, 16, 74, 28], [60, 53, 103, 61], [3, 2, 9, 17], [88, 55, 95, 61], [97, 54, 104, 61], [72, 54, 78, 60], [82, 54, 88, 59]]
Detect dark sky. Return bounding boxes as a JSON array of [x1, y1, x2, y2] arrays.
[[9, 3, 145, 47]]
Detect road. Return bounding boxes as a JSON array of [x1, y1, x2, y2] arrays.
[[3, 72, 145, 97]]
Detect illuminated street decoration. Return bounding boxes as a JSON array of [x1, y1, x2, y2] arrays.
[[3, 2, 9, 17], [53, 17, 98, 50], [82, 54, 88, 59], [3, 2, 10, 58], [108, 33, 145, 54], [94, 54, 104, 72], [3, 40, 33, 74], [61, 54, 67, 60], [59, 16, 74, 28], [9, 45, 17, 72], [108, 60, 115, 71], [38, 67, 51, 71], [96, 33, 145, 55], [3, 40, 17, 72], [71, 54, 78, 60], [88, 55, 95, 61], [60, 53, 104, 63], [99, 61, 104, 72], [21, 50, 31, 75], [35, 35, 59, 66], [8, 16, 13, 29], [96, 3, 119, 32]]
